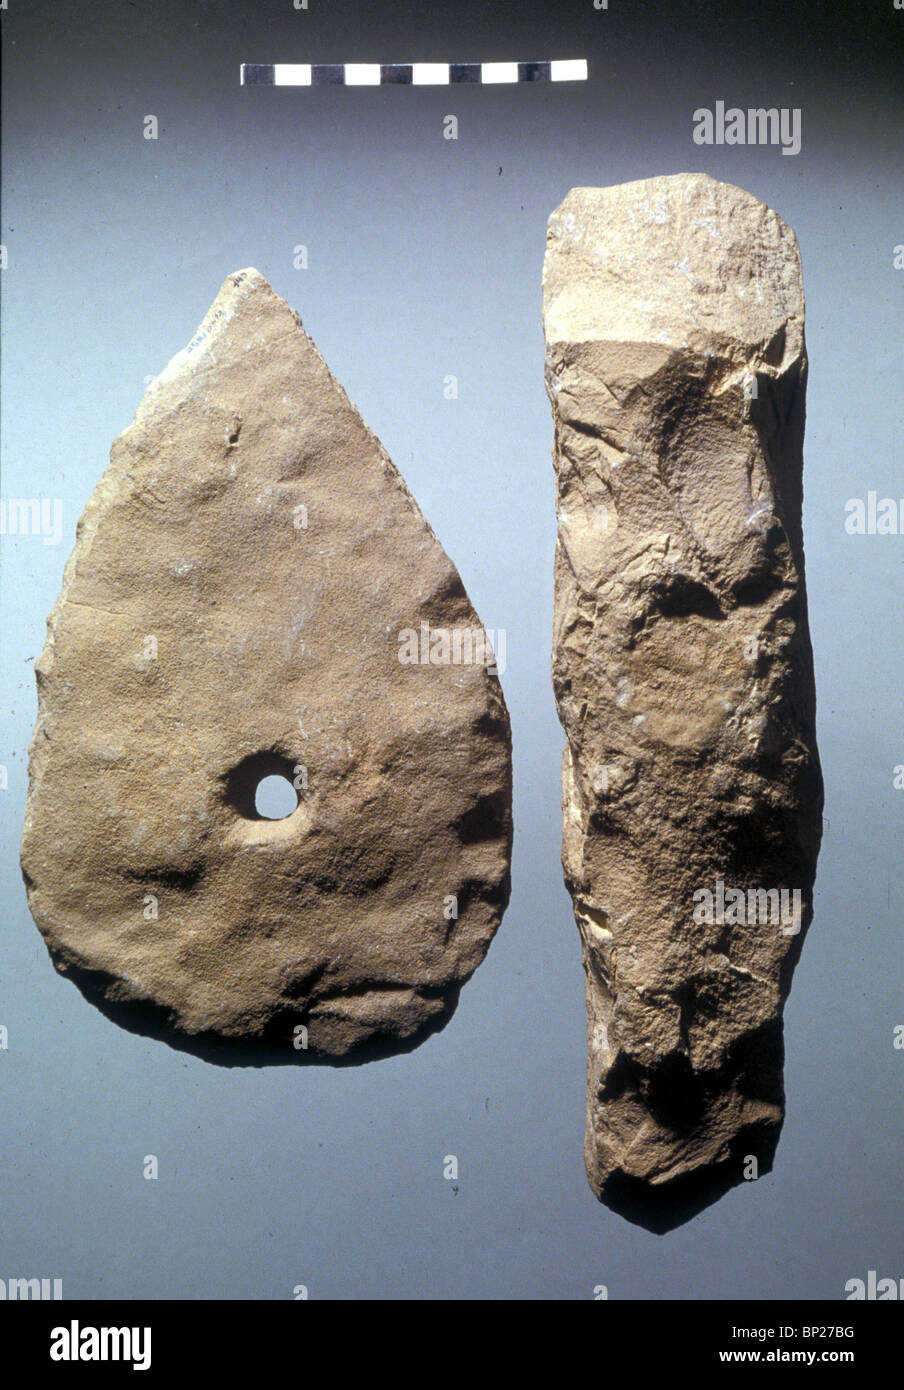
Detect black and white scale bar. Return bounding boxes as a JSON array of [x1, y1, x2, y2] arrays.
[[241, 59, 588, 87]]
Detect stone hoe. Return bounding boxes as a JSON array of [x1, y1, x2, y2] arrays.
[[21, 269, 512, 1060], [543, 174, 823, 1228]]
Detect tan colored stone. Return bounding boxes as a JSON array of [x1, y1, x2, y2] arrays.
[[21, 269, 512, 1058], [544, 175, 822, 1226]]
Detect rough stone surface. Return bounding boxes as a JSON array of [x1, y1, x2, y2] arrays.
[[21, 269, 512, 1059], [543, 175, 822, 1226]]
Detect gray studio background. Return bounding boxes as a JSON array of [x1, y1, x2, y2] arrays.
[[1, 0, 901, 1298]]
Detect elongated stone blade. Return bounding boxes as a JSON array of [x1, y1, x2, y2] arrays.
[[543, 175, 823, 1227], [21, 269, 512, 1059]]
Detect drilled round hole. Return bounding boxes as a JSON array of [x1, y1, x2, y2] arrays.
[[253, 774, 298, 820]]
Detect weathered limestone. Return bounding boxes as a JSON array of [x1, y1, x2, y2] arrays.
[[21, 269, 512, 1058], [543, 175, 822, 1226]]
